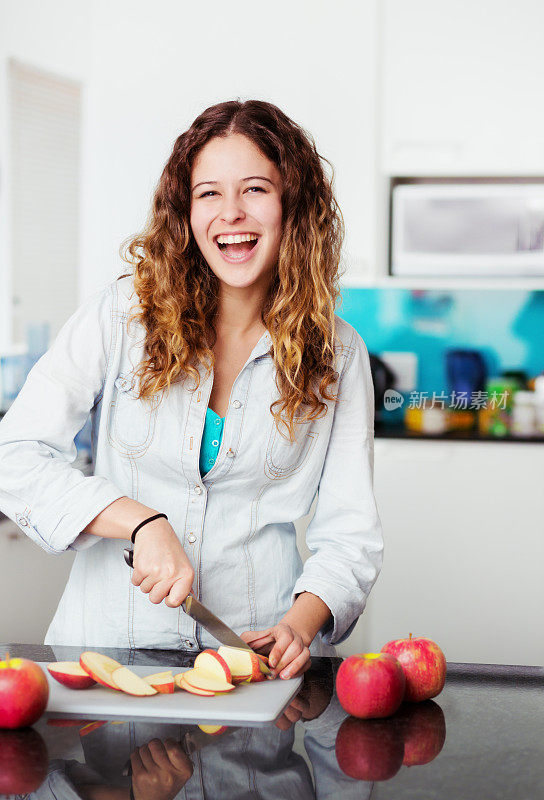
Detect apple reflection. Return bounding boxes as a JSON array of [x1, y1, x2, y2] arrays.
[[335, 700, 446, 782], [0, 727, 49, 794]]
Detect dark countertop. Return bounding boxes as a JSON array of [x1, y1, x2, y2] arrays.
[[1, 644, 542, 798], [375, 422, 544, 443]]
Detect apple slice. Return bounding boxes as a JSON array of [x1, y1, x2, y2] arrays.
[[47, 662, 97, 690], [111, 667, 157, 696], [174, 672, 214, 696], [194, 649, 232, 684], [143, 670, 175, 694], [256, 654, 271, 676], [183, 670, 235, 693], [231, 673, 252, 685], [217, 646, 267, 681], [80, 652, 123, 690], [198, 723, 228, 735]]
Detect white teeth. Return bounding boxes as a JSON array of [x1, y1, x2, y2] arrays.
[[216, 233, 259, 245]]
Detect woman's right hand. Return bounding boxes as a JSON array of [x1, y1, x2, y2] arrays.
[[130, 519, 195, 608]]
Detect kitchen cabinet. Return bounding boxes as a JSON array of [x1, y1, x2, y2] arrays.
[[382, 0, 544, 176], [297, 437, 544, 663], [362, 438, 544, 665], [0, 515, 75, 643]]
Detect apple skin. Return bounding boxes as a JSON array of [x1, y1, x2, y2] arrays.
[[335, 716, 405, 781], [394, 701, 446, 766], [0, 656, 49, 729], [381, 636, 447, 702], [335, 653, 406, 719], [47, 662, 97, 690]]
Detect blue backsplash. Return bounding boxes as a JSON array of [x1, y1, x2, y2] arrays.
[[338, 288, 544, 392]]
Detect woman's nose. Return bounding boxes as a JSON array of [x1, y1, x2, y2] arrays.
[[220, 193, 246, 223]]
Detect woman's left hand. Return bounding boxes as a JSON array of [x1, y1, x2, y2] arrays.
[[239, 623, 311, 680]]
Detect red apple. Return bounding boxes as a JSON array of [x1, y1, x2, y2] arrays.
[[381, 634, 447, 702], [335, 716, 404, 781], [335, 652, 405, 719], [0, 728, 48, 793], [393, 700, 446, 766], [0, 652, 49, 729]]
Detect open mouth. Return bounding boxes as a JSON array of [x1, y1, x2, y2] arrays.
[[215, 234, 260, 262]]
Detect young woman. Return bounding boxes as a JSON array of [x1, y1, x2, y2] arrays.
[[0, 100, 383, 680]]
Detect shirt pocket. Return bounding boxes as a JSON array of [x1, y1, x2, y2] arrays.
[[264, 418, 319, 480], [106, 372, 160, 454]]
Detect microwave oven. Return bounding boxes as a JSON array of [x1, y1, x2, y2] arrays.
[[390, 178, 544, 277]]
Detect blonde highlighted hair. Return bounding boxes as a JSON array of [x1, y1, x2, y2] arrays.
[[119, 99, 345, 442]]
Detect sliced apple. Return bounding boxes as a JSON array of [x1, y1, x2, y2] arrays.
[[217, 645, 267, 681], [111, 667, 157, 696], [174, 672, 214, 696], [80, 652, 123, 690], [143, 670, 175, 694], [47, 662, 97, 690], [231, 673, 252, 685], [256, 654, 272, 676], [183, 670, 235, 693], [194, 649, 232, 684], [198, 723, 228, 735]]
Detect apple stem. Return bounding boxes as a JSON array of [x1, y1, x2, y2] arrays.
[[5, 651, 10, 667], [409, 633, 412, 640]]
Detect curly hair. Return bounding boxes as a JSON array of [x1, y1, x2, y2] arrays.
[[118, 99, 345, 442]]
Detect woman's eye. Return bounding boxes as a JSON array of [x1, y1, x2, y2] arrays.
[[247, 186, 265, 193], [199, 191, 217, 198]]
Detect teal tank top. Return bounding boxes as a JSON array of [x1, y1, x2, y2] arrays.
[[199, 406, 224, 476]]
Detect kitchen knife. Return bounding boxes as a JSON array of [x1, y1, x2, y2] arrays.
[[123, 546, 271, 674]]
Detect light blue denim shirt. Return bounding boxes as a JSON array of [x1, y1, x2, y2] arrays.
[[0, 276, 383, 654]]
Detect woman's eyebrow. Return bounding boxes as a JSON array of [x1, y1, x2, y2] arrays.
[[192, 176, 275, 192]]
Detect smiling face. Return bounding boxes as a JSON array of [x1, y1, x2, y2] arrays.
[[190, 133, 283, 296]]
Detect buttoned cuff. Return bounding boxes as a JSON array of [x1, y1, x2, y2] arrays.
[[290, 576, 363, 646], [32, 477, 126, 553]]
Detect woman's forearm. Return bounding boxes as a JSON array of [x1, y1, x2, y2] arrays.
[[280, 591, 332, 647], [81, 496, 161, 540]]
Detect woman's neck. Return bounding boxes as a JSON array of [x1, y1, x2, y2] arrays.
[[215, 284, 267, 337]]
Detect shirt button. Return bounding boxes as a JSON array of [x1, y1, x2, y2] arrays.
[[187, 533, 196, 543], [184, 639, 193, 648], [211, 439, 219, 447], [208, 458, 214, 465], [215, 418, 221, 426], [226, 448, 235, 458], [232, 400, 241, 409], [20, 519, 28, 527], [194, 486, 202, 495]]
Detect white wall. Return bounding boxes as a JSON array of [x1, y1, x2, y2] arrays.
[[80, 0, 379, 298], [0, 0, 91, 351]]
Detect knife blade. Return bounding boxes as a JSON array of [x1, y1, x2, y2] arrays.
[[123, 547, 271, 674], [182, 594, 255, 651]]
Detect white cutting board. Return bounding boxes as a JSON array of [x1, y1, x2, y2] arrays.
[[39, 663, 303, 727]]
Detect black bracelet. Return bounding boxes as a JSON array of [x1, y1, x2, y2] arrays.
[[131, 513, 168, 544]]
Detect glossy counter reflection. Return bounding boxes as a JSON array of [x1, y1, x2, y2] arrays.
[[0, 645, 543, 799]]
